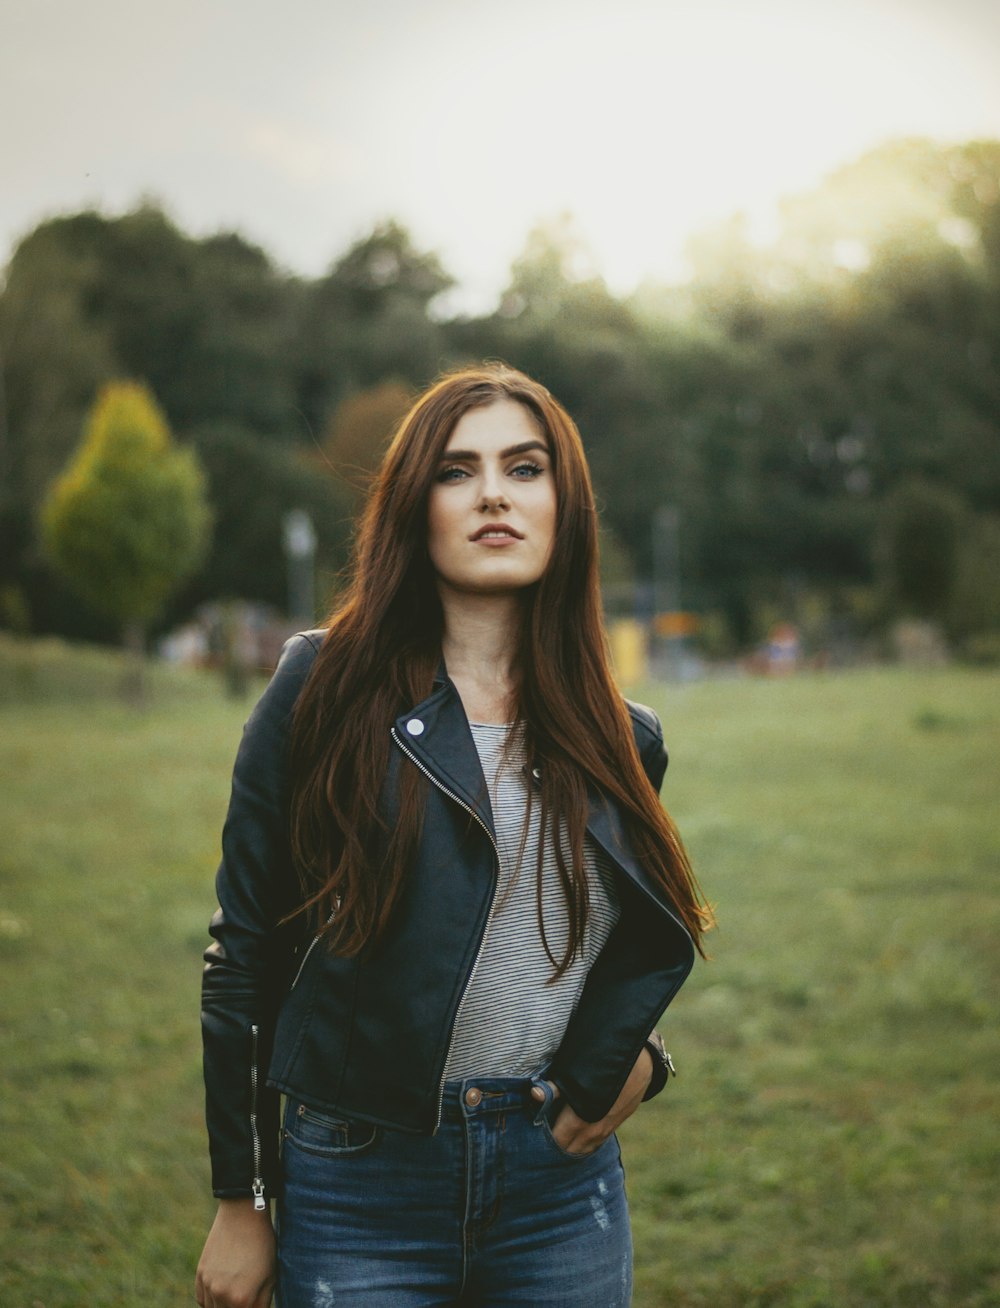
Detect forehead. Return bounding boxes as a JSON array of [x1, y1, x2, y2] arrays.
[[444, 399, 546, 452]]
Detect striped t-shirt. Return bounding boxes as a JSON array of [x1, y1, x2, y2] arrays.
[[442, 722, 621, 1080]]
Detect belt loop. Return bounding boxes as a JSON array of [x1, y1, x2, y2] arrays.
[[529, 1074, 554, 1125]]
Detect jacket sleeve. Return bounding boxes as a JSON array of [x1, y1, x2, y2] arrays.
[[548, 703, 691, 1117], [631, 702, 677, 1102], [201, 632, 320, 1199]]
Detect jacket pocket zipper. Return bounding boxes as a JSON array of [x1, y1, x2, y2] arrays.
[[290, 902, 340, 991], [250, 1023, 266, 1210]]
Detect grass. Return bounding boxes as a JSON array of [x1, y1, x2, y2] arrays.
[[1, 635, 998, 1306]]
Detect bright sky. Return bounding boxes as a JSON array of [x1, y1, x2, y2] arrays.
[[3, 0, 1000, 309]]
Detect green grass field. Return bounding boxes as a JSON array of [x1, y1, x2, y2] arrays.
[[1, 636, 998, 1307]]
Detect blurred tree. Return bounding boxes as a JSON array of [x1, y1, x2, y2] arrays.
[[683, 214, 768, 340], [4, 138, 999, 653], [295, 221, 454, 436], [456, 216, 661, 569], [0, 206, 305, 634], [0, 227, 118, 629], [949, 512, 1000, 653], [322, 379, 413, 500], [632, 137, 1000, 642], [171, 226, 303, 436], [1, 206, 303, 452], [41, 382, 210, 698], [880, 478, 964, 621], [329, 219, 454, 314], [74, 206, 301, 438], [498, 215, 622, 323], [174, 421, 352, 619]]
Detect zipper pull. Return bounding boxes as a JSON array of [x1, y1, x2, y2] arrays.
[[665, 1053, 677, 1078], [252, 1179, 266, 1212]]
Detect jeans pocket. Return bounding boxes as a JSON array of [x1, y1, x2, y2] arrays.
[[537, 1101, 611, 1162], [283, 1100, 379, 1157]]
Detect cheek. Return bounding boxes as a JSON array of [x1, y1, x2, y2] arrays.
[[538, 489, 558, 558], [426, 493, 458, 567]]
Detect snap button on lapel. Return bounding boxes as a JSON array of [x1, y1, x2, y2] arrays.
[[532, 767, 541, 779], [406, 718, 425, 736]]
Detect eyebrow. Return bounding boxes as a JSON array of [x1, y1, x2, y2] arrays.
[[438, 440, 550, 462]]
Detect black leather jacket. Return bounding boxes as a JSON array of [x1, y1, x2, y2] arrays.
[[202, 631, 695, 1202]]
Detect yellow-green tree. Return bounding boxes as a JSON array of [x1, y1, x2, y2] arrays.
[[42, 382, 211, 693]]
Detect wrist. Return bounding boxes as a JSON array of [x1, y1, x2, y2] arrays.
[[216, 1196, 273, 1222], [641, 1031, 676, 1101]]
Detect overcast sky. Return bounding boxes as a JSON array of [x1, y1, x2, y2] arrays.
[[3, 0, 1000, 308]]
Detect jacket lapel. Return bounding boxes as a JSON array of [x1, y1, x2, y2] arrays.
[[392, 678, 495, 835], [394, 676, 690, 940], [583, 790, 689, 933]]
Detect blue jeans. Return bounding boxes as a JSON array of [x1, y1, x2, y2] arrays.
[[276, 1076, 633, 1306]]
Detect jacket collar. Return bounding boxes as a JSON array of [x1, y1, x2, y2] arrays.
[[392, 674, 691, 939], [392, 674, 495, 830]]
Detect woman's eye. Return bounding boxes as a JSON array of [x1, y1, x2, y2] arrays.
[[510, 461, 545, 478], [436, 466, 469, 482]]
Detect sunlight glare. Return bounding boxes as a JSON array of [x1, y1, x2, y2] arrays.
[[357, 0, 1000, 304]]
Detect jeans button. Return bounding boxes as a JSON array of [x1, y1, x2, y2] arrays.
[[465, 1087, 482, 1106]]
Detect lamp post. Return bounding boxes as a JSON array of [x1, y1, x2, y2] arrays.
[[283, 509, 317, 625], [653, 504, 680, 617], [652, 504, 681, 678]]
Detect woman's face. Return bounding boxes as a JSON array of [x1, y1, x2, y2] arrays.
[[426, 399, 557, 601]]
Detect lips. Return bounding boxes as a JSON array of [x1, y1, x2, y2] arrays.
[[470, 524, 524, 541]]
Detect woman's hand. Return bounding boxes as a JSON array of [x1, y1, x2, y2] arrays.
[[195, 1198, 276, 1308], [532, 1046, 653, 1156]]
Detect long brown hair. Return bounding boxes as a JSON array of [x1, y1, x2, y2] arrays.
[[288, 363, 712, 967]]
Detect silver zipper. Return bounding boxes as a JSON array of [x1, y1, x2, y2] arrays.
[[249, 1023, 265, 1211], [390, 726, 501, 1131], [290, 903, 339, 991]]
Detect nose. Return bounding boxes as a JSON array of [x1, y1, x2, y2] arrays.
[[478, 468, 510, 511], [474, 454, 511, 512]]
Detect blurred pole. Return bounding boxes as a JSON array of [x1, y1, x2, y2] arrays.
[[653, 505, 680, 615], [283, 509, 317, 625], [652, 505, 681, 678]]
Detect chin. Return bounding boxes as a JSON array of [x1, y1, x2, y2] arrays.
[[446, 569, 541, 597], [480, 565, 544, 588]]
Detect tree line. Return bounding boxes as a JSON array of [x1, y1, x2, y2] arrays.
[[2, 136, 998, 657]]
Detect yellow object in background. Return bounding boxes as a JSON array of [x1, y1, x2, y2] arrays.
[[608, 618, 648, 685], [653, 611, 700, 638]]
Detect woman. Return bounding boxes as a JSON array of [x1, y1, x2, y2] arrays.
[[196, 364, 711, 1308]]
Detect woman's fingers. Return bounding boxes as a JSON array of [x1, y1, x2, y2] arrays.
[[550, 1103, 608, 1155]]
